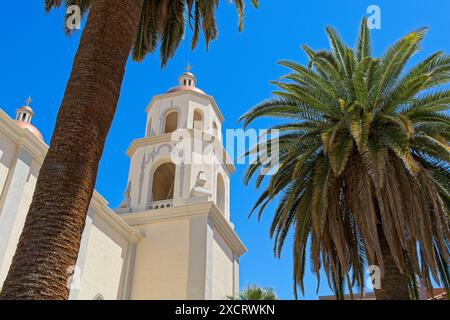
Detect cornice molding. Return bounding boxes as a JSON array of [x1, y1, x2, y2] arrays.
[[120, 201, 246, 256], [90, 192, 144, 244], [145, 90, 225, 123], [0, 107, 143, 244], [0, 109, 48, 161], [125, 129, 236, 175], [208, 203, 247, 257], [125, 133, 173, 157]]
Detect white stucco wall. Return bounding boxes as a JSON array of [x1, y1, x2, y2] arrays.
[[130, 219, 191, 299], [0, 109, 141, 299], [0, 78, 244, 301], [0, 160, 38, 286], [122, 202, 245, 301], [75, 214, 129, 300], [124, 134, 232, 219], [211, 231, 235, 299], [0, 131, 15, 194]]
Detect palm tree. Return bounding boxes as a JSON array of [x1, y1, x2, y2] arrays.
[[228, 285, 278, 300], [0, 0, 258, 300], [240, 18, 450, 300]]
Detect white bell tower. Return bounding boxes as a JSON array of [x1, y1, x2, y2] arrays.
[[117, 67, 245, 300]]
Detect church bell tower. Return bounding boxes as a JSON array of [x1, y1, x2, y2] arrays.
[[117, 67, 245, 300]]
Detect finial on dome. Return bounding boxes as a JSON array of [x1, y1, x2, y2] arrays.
[[16, 97, 35, 123], [25, 96, 32, 107], [185, 62, 193, 73]]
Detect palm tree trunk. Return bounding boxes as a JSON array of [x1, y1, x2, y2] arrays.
[[374, 226, 411, 300], [0, 0, 143, 300]]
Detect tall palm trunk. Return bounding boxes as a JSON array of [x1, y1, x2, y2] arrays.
[[374, 226, 411, 300], [0, 0, 143, 300]]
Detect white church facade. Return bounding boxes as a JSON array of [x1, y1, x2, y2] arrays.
[[0, 70, 246, 300]]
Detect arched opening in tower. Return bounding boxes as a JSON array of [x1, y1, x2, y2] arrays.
[[152, 162, 176, 201], [164, 111, 178, 133], [193, 109, 203, 131], [212, 121, 219, 139], [216, 173, 226, 215]]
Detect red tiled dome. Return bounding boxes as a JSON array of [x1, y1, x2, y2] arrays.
[[167, 85, 205, 94]]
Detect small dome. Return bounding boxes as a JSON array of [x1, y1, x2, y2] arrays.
[[15, 120, 44, 141], [14, 97, 43, 141], [167, 85, 205, 94], [167, 65, 206, 95], [18, 106, 34, 116]]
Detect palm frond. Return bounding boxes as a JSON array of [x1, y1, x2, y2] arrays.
[[46, 0, 259, 65], [241, 18, 450, 298]]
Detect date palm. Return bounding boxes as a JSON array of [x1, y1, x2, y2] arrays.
[[228, 285, 278, 300], [240, 18, 450, 300], [0, 0, 258, 300]]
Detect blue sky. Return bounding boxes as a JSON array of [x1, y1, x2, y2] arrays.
[[1, 1, 449, 299]]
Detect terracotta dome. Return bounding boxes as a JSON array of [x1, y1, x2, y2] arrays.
[[167, 85, 205, 94], [167, 66, 206, 95], [15, 120, 43, 141]]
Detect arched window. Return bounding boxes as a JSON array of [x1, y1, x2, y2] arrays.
[[152, 162, 176, 201], [216, 173, 226, 214], [212, 121, 219, 138], [193, 109, 203, 131], [164, 111, 178, 134], [147, 118, 153, 136]]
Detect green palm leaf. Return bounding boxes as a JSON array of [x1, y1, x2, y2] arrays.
[[241, 18, 450, 299], [45, 0, 259, 66]]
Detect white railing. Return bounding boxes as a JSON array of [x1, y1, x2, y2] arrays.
[[147, 199, 174, 210]]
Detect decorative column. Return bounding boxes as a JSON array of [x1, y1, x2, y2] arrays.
[[0, 146, 32, 281]]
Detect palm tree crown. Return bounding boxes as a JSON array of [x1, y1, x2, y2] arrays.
[[229, 285, 278, 300], [45, 0, 259, 65], [240, 18, 450, 298]]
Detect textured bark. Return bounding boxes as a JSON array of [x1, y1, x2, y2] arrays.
[[0, 0, 143, 300], [374, 226, 411, 300]]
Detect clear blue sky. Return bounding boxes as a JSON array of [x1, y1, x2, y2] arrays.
[[1, 1, 449, 299]]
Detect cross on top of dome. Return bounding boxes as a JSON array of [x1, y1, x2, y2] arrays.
[[16, 96, 35, 121], [179, 63, 197, 87]]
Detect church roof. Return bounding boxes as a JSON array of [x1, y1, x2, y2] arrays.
[[15, 120, 43, 141]]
